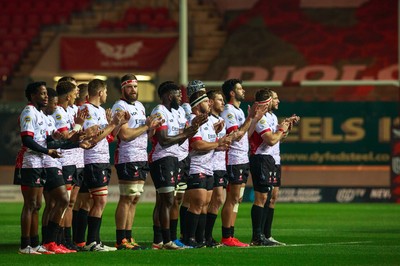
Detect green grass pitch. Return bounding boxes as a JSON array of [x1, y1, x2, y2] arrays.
[[0, 202, 399, 265]]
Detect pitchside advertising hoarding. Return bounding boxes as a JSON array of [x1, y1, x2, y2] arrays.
[[274, 102, 397, 166]]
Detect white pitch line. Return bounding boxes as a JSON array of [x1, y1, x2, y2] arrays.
[[249, 241, 373, 248]]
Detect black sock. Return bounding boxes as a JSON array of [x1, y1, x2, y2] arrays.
[[179, 206, 188, 240], [264, 207, 274, 238], [87, 216, 101, 244], [30, 235, 39, 247], [222, 226, 231, 239], [230, 226, 235, 238], [96, 216, 102, 243], [72, 210, 78, 243], [57, 227, 64, 245], [195, 214, 206, 243], [251, 205, 264, 238], [161, 228, 171, 244], [205, 213, 217, 241], [20, 236, 30, 249], [153, 225, 162, 244], [125, 230, 132, 241], [41, 226, 48, 244], [75, 209, 88, 244], [185, 211, 200, 242], [46, 221, 59, 244], [64, 227, 72, 244], [116, 230, 125, 245], [170, 219, 178, 241]]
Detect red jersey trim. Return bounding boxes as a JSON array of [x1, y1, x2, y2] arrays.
[[57, 127, 69, 132], [226, 125, 239, 134], [260, 128, 271, 136], [21, 131, 34, 137], [155, 125, 168, 132], [189, 136, 202, 145]]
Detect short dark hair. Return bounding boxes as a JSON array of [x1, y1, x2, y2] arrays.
[[157, 81, 179, 99], [56, 81, 76, 97], [255, 88, 272, 102], [207, 89, 223, 100], [88, 79, 106, 97], [58, 76, 76, 84], [121, 74, 137, 84], [25, 81, 46, 101], [46, 87, 57, 100], [222, 79, 242, 102]]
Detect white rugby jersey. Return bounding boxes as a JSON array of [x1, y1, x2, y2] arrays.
[[249, 112, 281, 164], [149, 104, 180, 162], [172, 106, 189, 161], [52, 106, 76, 167], [269, 112, 281, 165], [112, 99, 148, 164], [43, 114, 62, 169], [67, 105, 84, 168], [19, 105, 47, 168], [68, 104, 84, 168], [220, 103, 249, 165], [209, 114, 226, 171], [189, 113, 217, 176], [81, 103, 110, 164]]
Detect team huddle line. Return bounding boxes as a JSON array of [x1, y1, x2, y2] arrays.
[[15, 75, 299, 254]]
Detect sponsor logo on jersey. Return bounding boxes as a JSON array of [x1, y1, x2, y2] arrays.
[[24, 116, 31, 122], [56, 114, 62, 120]]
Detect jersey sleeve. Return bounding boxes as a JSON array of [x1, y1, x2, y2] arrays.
[[111, 102, 125, 115], [20, 108, 35, 137], [81, 104, 98, 130], [189, 114, 202, 143], [256, 116, 271, 136], [221, 108, 239, 134], [52, 108, 69, 132], [151, 106, 168, 132]]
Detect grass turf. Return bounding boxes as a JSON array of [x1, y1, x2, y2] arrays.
[[0, 202, 399, 265]]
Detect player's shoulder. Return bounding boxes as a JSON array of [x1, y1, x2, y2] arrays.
[[112, 99, 126, 111], [152, 104, 165, 113], [135, 100, 145, 109]]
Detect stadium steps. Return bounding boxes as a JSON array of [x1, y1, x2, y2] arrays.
[[186, 0, 227, 80]]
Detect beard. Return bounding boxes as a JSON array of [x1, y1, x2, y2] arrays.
[[235, 93, 244, 101], [171, 98, 180, 110], [123, 90, 138, 102]]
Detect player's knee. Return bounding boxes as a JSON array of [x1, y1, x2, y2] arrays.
[[35, 201, 42, 212], [119, 183, 139, 197], [269, 196, 277, 206], [175, 182, 187, 196], [90, 187, 108, 206]]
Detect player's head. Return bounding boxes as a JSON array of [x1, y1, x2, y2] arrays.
[[45, 87, 58, 115], [255, 88, 273, 110], [25, 81, 47, 107], [270, 90, 280, 111], [88, 79, 108, 104], [158, 81, 181, 110], [58, 76, 77, 85], [187, 80, 206, 98], [190, 90, 210, 114], [76, 83, 88, 105], [56, 81, 77, 106], [120, 74, 139, 102], [207, 90, 224, 114], [222, 78, 244, 102]]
